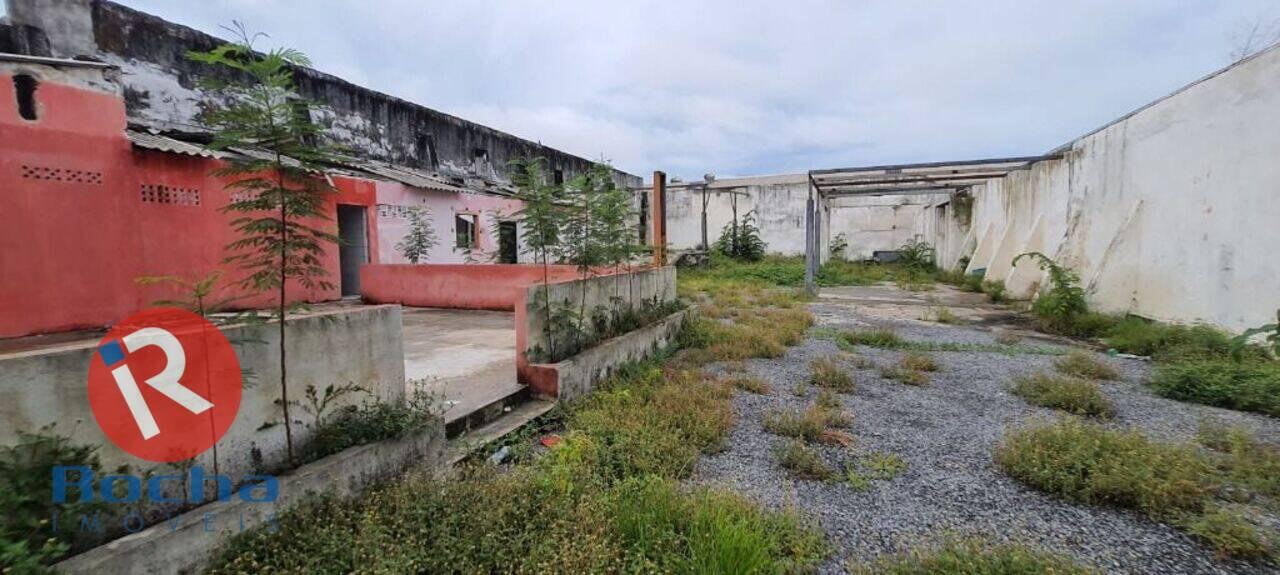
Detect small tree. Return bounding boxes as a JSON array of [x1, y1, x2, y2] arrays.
[[509, 158, 563, 359], [715, 209, 766, 261], [396, 207, 438, 263], [190, 25, 340, 464]]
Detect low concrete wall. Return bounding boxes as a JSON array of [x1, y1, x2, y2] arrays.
[[517, 266, 678, 396], [527, 309, 690, 400], [55, 423, 445, 575], [0, 305, 405, 486], [361, 263, 599, 311]]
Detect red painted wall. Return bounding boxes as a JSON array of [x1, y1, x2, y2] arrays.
[[360, 263, 587, 311], [0, 72, 375, 338]]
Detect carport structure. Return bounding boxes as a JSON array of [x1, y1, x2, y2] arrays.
[[802, 156, 1052, 294]]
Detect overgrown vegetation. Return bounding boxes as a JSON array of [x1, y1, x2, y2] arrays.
[[1150, 360, 1280, 417], [210, 258, 829, 573], [879, 365, 930, 386], [851, 539, 1096, 575], [996, 419, 1278, 559], [831, 328, 1064, 356], [899, 352, 939, 373], [724, 374, 772, 395], [1011, 373, 1114, 418], [1011, 252, 1091, 336], [0, 429, 118, 571], [302, 388, 439, 463]]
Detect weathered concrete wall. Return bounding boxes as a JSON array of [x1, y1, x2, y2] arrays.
[[3, 0, 641, 190], [55, 424, 443, 575], [938, 46, 1280, 330], [0, 59, 380, 337], [663, 174, 935, 259], [361, 263, 593, 311], [0, 305, 405, 486], [533, 309, 689, 402], [826, 193, 935, 261], [372, 180, 526, 264], [517, 266, 677, 395]]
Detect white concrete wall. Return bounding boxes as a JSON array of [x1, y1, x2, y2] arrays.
[[664, 175, 811, 255], [826, 193, 936, 261], [663, 174, 935, 259], [940, 46, 1280, 330]]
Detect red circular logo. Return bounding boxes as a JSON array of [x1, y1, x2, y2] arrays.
[[87, 308, 242, 462]]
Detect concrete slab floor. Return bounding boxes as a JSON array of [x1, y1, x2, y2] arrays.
[[401, 307, 523, 424], [816, 283, 1074, 345]]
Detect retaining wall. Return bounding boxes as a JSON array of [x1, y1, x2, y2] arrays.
[[0, 305, 405, 485]]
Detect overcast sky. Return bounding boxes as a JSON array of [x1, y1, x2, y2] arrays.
[[99, 1, 1280, 179]]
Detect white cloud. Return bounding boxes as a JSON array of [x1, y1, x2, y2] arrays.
[[120, 0, 1278, 180]]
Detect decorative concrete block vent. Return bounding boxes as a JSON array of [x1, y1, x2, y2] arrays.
[[20, 164, 104, 184], [139, 183, 200, 206]]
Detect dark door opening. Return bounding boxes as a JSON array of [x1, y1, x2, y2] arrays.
[[337, 205, 369, 296], [497, 221, 518, 264]]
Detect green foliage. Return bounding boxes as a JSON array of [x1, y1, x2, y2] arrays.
[[862, 451, 908, 480], [809, 357, 855, 392], [1011, 252, 1088, 334], [897, 238, 936, 270], [1106, 317, 1243, 361], [1011, 373, 1114, 418], [191, 26, 342, 463], [841, 328, 904, 348], [1053, 350, 1120, 381], [775, 440, 836, 481], [1, 429, 115, 571], [1186, 507, 1273, 560], [1149, 360, 1280, 417], [852, 539, 1096, 575], [686, 255, 941, 289], [394, 207, 438, 263], [714, 209, 767, 262], [303, 389, 438, 463], [981, 280, 1007, 303], [134, 270, 240, 316]]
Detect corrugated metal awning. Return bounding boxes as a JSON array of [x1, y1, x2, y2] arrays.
[[126, 129, 224, 158]]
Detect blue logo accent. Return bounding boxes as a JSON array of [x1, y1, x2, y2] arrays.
[[98, 340, 125, 367]]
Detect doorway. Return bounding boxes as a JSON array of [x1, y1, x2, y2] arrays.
[[497, 221, 518, 264], [337, 205, 369, 296]]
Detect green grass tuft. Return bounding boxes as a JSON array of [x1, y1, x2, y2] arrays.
[[776, 440, 837, 481], [1011, 373, 1114, 418], [851, 539, 1096, 574], [810, 356, 855, 392], [1150, 360, 1280, 417], [1053, 350, 1120, 380]]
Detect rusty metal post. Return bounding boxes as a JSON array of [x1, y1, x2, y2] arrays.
[[651, 171, 667, 267]]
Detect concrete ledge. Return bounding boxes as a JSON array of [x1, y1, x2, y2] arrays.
[[527, 308, 690, 401], [55, 421, 445, 575]]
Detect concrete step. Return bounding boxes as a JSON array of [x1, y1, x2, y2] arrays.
[[444, 397, 558, 466], [443, 383, 533, 439]]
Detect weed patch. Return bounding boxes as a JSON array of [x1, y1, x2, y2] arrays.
[[1149, 360, 1280, 417], [724, 374, 772, 395], [880, 365, 929, 386], [1052, 350, 1120, 381], [810, 356, 855, 392], [995, 419, 1278, 559], [851, 539, 1096, 574], [777, 440, 837, 481], [900, 352, 940, 372], [1011, 373, 1114, 418]]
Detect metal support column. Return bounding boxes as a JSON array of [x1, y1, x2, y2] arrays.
[[651, 171, 667, 267], [804, 174, 817, 296]]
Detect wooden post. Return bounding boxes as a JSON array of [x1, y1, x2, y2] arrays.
[[651, 171, 667, 267]]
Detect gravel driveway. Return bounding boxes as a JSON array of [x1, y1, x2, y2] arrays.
[[692, 292, 1280, 575]]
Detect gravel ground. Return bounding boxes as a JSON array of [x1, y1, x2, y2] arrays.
[[692, 299, 1280, 575]]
